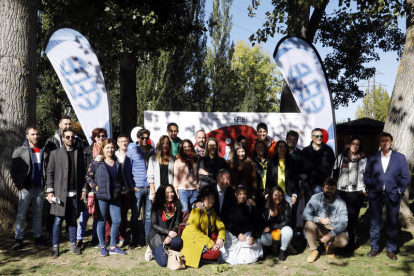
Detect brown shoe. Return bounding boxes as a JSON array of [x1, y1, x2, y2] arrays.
[[307, 250, 319, 263], [386, 251, 398, 260], [367, 248, 380, 257], [325, 242, 335, 258]]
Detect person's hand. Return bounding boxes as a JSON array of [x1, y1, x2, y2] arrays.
[[263, 226, 270, 233], [164, 236, 172, 245], [47, 193, 54, 202], [292, 196, 297, 205], [134, 187, 140, 191], [216, 239, 224, 248], [80, 191, 86, 201], [363, 190, 367, 196], [212, 244, 220, 251], [21, 188, 26, 191], [150, 193, 155, 203], [319, 218, 332, 225], [320, 233, 332, 244], [168, 231, 177, 239], [246, 199, 254, 206], [247, 237, 255, 245], [198, 168, 208, 176], [95, 186, 99, 192], [238, 233, 246, 241], [94, 155, 103, 162], [195, 202, 205, 209]]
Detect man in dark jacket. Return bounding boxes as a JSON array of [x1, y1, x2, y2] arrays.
[[11, 127, 46, 250], [302, 128, 335, 204], [46, 128, 87, 258]]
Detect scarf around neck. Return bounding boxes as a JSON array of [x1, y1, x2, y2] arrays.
[[339, 153, 361, 190], [162, 202, 176, 222]]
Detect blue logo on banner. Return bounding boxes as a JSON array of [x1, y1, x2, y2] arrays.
[[288, 63, 325, 114], [60, 57, 101, 111]]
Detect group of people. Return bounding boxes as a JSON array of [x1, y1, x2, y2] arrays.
[[11, 117, 410, 268]]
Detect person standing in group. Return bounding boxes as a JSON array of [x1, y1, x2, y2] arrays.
[[181, 186, 225, 268], [86, 138, 127, 257], [77, 128, 107, 247], [174, 139, 199, 212], [43, 115, 84, 240], [167, 123, 182, 157], [252, 140, 269, 210], [286, 130, 307, 204], [303, 177, 348, 263], [265, 140, 301, 228], [127, 130, 152, 248], [11, 127, 46, 250], [333, 136, 367, 253], [260, 186, 294, 261], [148, 135, 175, 200], [147, 184, 183, 266], [227, 142, 258, 204], [302, 128, 335, 204], [114, 134, 134, 247], [46, 128, 87, 258], [137, 129, 155, 168], [198, 137, 227, 191], [249, 122, 276, 159], [363, 132, 410, 261], [194, 130, 207, 157]]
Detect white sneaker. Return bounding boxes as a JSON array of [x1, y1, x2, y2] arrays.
[[144, 245, 153, 261]]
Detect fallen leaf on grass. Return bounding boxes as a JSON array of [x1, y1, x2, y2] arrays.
[[322, 267, 327, 270], [351, 258, 356, 261], [283, 266, 289, 269]]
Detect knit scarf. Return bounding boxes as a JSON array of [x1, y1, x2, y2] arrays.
[[162, 202, 176, 222], [93, 143, 101, 159], [339, 153, 361, 190]]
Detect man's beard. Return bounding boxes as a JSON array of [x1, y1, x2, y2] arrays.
[[324, 192, 334, 201], [198, 142, 205, 148]]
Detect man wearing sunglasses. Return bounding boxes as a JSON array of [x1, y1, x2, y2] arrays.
[[127, 128, 154, 249], [302, 128, 335, 205], [46, 128, 87, 258]]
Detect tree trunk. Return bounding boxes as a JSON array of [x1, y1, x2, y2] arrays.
[[0, 0, 38, 231], [382, 0, 414, 231], [119, 52, 137, 136]]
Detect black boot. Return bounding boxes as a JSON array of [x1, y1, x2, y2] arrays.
[[51, 246, 59, 259], [279, 250, 287, 261], [12, 239, 23, 250]]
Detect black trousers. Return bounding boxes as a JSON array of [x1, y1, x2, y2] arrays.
[[337, 190, 364, 250]]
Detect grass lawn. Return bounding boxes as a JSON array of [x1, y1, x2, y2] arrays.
[[1, 199, 414, 275]]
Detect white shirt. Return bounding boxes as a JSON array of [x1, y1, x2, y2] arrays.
[[217, 184, 225, 213], [381, 150, 392, 189]]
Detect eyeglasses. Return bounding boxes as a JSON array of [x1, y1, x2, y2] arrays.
[[65, 136, 75, 140], [313, 135, 323, 139], [140, 137, 149, 140], [96, 135, 107, 138]]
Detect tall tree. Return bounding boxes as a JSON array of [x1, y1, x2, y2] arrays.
[[248, 1, 405, 111], [232, 40, 281, 112], [383, 0, 414, 231], [0, 0, 39, 231], [206, 0, 235, 112], [355, 86, 390, 122]]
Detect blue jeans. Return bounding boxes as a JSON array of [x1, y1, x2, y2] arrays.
[[53, 197, 77, 246], [178, 189, 198, 212], [76, 202, 98, 240], [130, 188, 152, 242], [97, 199, 121, 247], [153, 236, 183, 267], [305, 185, 323, 205], [15, 188, 44, 240]]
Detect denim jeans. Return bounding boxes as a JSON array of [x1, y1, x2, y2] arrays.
[[130, 188, 152, 242], [53, 197, 78, 246], [97, 199, 121, 247], [305, 185, 323, 205], [153, 236, 183, 267], [76, 202, 98, 240], [178, 189, 198, 212], [15, 188, 44, 240]]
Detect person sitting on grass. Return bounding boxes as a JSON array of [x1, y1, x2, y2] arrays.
[[260, 186, 293, 261], [180, 186, 225, 268], [86, 138, 127, 257], [219, 185, 263, 265], [146, 184, 183, 266], [302, 177, 348, 263]]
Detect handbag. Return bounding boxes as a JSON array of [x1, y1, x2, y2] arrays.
[[87, 192, 95, 215], [166, 248, 186, 270]]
